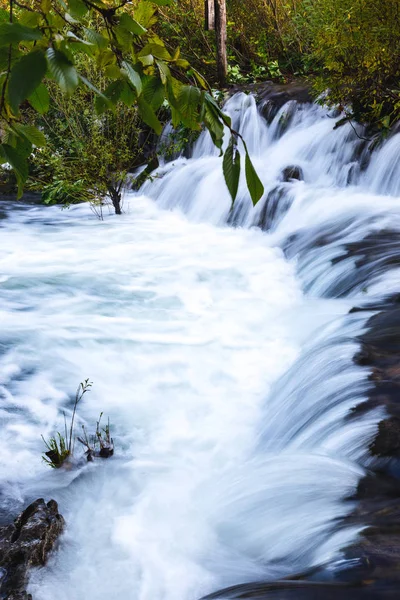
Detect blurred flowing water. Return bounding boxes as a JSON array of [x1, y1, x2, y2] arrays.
[[1, 93, 400, 599]]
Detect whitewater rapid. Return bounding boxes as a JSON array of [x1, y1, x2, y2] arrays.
[[1, 92, 400, 600]]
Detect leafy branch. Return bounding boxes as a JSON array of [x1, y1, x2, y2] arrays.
[[0, 0, 264, 207]]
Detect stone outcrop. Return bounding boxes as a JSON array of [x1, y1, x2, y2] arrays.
[[0, 499, 65, 600]]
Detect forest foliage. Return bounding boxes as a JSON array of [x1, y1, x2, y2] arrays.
[[0, 0, 263, 211], [160, 0, 400, 126], [1, 0, 400, 211]]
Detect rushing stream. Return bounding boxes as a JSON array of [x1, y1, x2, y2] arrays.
[[1, 93, 400, 599]]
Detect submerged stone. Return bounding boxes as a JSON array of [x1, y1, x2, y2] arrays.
[[281, 165, 304, 182]]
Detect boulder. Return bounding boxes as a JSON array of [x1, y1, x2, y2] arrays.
[[0, 499, 65, 599], [281, 165, 304, 182]]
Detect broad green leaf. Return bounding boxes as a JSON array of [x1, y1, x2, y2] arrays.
[[104, 64, 122, 78], [14, 124, 46, 147], [46, 48, 79, 95], [203, 93, 224, 150], [243, 142, 264, 206], [166, 75, 183, 109], [28, 83, 50, 114], [189, 67, 209, 90], [223, 137, 241, 204], [19, 11, 41, 27], [40, 0, 52, 12], [138, 97, 162, 134], [142, 75, 165, 109], [95, 94, 111, 114], [0, 46, 21, 71], [176, 58, 190, 69], [8, 49, 47, 115], [65, 13, 80, 24], [139, 43, 171, 61], [114, 23, 133, 47], [122, 61, 142, 96], [0, 22, 42, 46], [83, 27, 108, 49], [176, 85, 201, 129], [68, 0, 88, 19], [119, 13, 147, 35], [170, 105, 180, 129], [156, 60, 170, 84], [137, 53, 154, 67], [120, 81, 136, 106], [0, 8, 9, 23], [152, 0, 172, 4], [0, 143, 29, 198], [134, 1, 157, 28], [104, 79, 125, 104], [3, 128, 17, 147], [15, 134, 33, 159]]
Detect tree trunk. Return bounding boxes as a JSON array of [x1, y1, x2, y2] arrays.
[[205, 0, 215, 30], [214, 0, 227, 87], [109, 186, 122, 215]]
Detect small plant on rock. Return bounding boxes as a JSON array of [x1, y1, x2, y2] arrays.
[[78, 412, 114, 462], [42, 379, 92, 468]]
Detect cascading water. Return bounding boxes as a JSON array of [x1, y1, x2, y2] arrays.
[[1, 91, 399, 600]]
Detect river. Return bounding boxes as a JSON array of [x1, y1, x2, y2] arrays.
[[1, 92, 400, 600]]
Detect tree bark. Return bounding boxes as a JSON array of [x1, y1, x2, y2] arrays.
[[205, 0, 215, 30], [214, 0, 227, 87], [108, 185, 122, 215]]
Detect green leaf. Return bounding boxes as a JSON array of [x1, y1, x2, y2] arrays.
[[156, 59, 170, 84], [189, 68, 209, 90], [120, 81, 136, 106], [46, 48, 79, 95], [142, 43, 171, 61], [83, 27, 108, 49], [15, 134, 32, 159], [142, 75, 165, 109], [0, 46, 21, 71], [0, 22, 42, 46], [119, 13, 147, 35], [104, 79, 125, 104], [28, 83, 50, 114], [134, 1, 157, 28], [166, 75, 183, 109], [122, 61, 142, 96], [104, 64, 122, 78], [137, 53, 154, 67], [176, 85, 201, 129], [138, 96, 162, 134], [152, 0, 172, 4], [203, 93, 224, 150], [18, 11, 40, 27], [68, 0, 88, 19], [223, 137, 241, 204], [0, 144, 29, 199], [8, 49, 47, 115], [14, 124, 46, 147], [243, 142, 264, 206]]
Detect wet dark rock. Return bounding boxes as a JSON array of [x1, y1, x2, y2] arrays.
[[0, 499, 64, 599], [257, 83, 312, 124], [281, 166, 304, 182], [284, 228, 400, 298], [227, 81, 312, 124], [256, 186, 293, 231], [370, 417, 400, 457]]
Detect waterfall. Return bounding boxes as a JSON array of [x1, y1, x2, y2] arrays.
[[0, 92, 399, 600]]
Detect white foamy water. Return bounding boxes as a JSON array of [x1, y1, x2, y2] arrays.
[[1, 92, 399, 600]]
